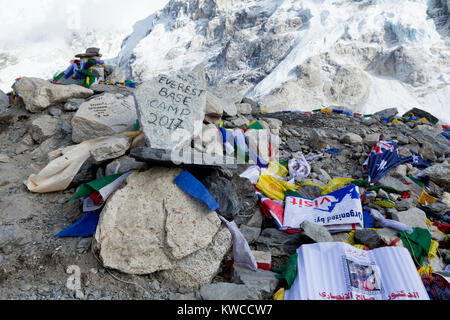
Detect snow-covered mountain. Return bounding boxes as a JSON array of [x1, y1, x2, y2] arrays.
[[0, 0, 168, 93], [115, 0, 450, 124]]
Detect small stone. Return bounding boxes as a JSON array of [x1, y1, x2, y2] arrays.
[[419, 141, 437, 161], [232, 116, 249, 127], [200, 283, 261, 300], [391, 207, 428, 229], [64, 99, 85, 111], [61, 120, 72, 134], [364, 133, 380, 147], [286, 139, 302, 152], [377, 188, 389, 199], [245, 207, 264, 229], [264, 118, 282, 132], [30, 115, 60, 143], [48, 107, 62, 117], [377, 228, 404, 247], [232, 265, 279, 296], [76, 238, 92, 254], [378, 176, 411, 192], [300, 220, 333, 243], [340, 133, 363, 144], [396, 198, 413, 211], [354, 229, 383, 249], [236, 103, 252, 115], [332, 232, 351, 242], [422, 164, 450, 187], [105, 155, 146, 176], [90, 136, 131, 164], [0, 154, 10, 163]]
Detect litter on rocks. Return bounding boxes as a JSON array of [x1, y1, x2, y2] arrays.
[[1, 46, 449, 301]]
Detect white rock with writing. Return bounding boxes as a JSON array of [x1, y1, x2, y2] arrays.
[[72, 93, 137, 143], [134, 66, 207, 150]]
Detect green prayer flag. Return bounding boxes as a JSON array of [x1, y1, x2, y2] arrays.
[[70, 173, 126, 201], [274, 253, 298, 289], [398, 227, 432, 266]]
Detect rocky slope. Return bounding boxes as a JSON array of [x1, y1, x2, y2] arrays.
[[0, 74, 449, 300]]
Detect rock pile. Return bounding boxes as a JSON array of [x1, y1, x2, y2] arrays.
[[0, 62, 448, 301]]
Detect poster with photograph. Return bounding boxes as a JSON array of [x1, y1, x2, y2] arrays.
[[285, 242, 429, 300]]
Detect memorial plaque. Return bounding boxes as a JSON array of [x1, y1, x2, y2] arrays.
[[133, 66, 207, 150]]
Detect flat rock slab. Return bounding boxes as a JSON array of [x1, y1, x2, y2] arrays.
[[134, 66, 207, 150], [130, 147, 237, 169], [72, 92, 137, 143], [93, 167, 222, 275]]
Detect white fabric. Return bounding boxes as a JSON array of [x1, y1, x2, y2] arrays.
[[26, 131, 140, 193], [219, 216, 257, 271], [367, 207, 413, 234]]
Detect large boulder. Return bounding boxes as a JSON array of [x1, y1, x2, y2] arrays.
[[13, 77, 94, 113], [71, 92, 137, 143], [93, 167, 225, 278]]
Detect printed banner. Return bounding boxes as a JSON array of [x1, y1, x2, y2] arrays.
[[285, 242, 429, 300], [283, 184, 363, 232]]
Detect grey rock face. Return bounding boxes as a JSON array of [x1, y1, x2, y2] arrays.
[[202, 171, 240, 220], [369, 46, 430, 86], [340, 132, 363, 144], [300, 220, 333, 243], [134, 67, 207, 150], [255, 228, 304, 257]]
